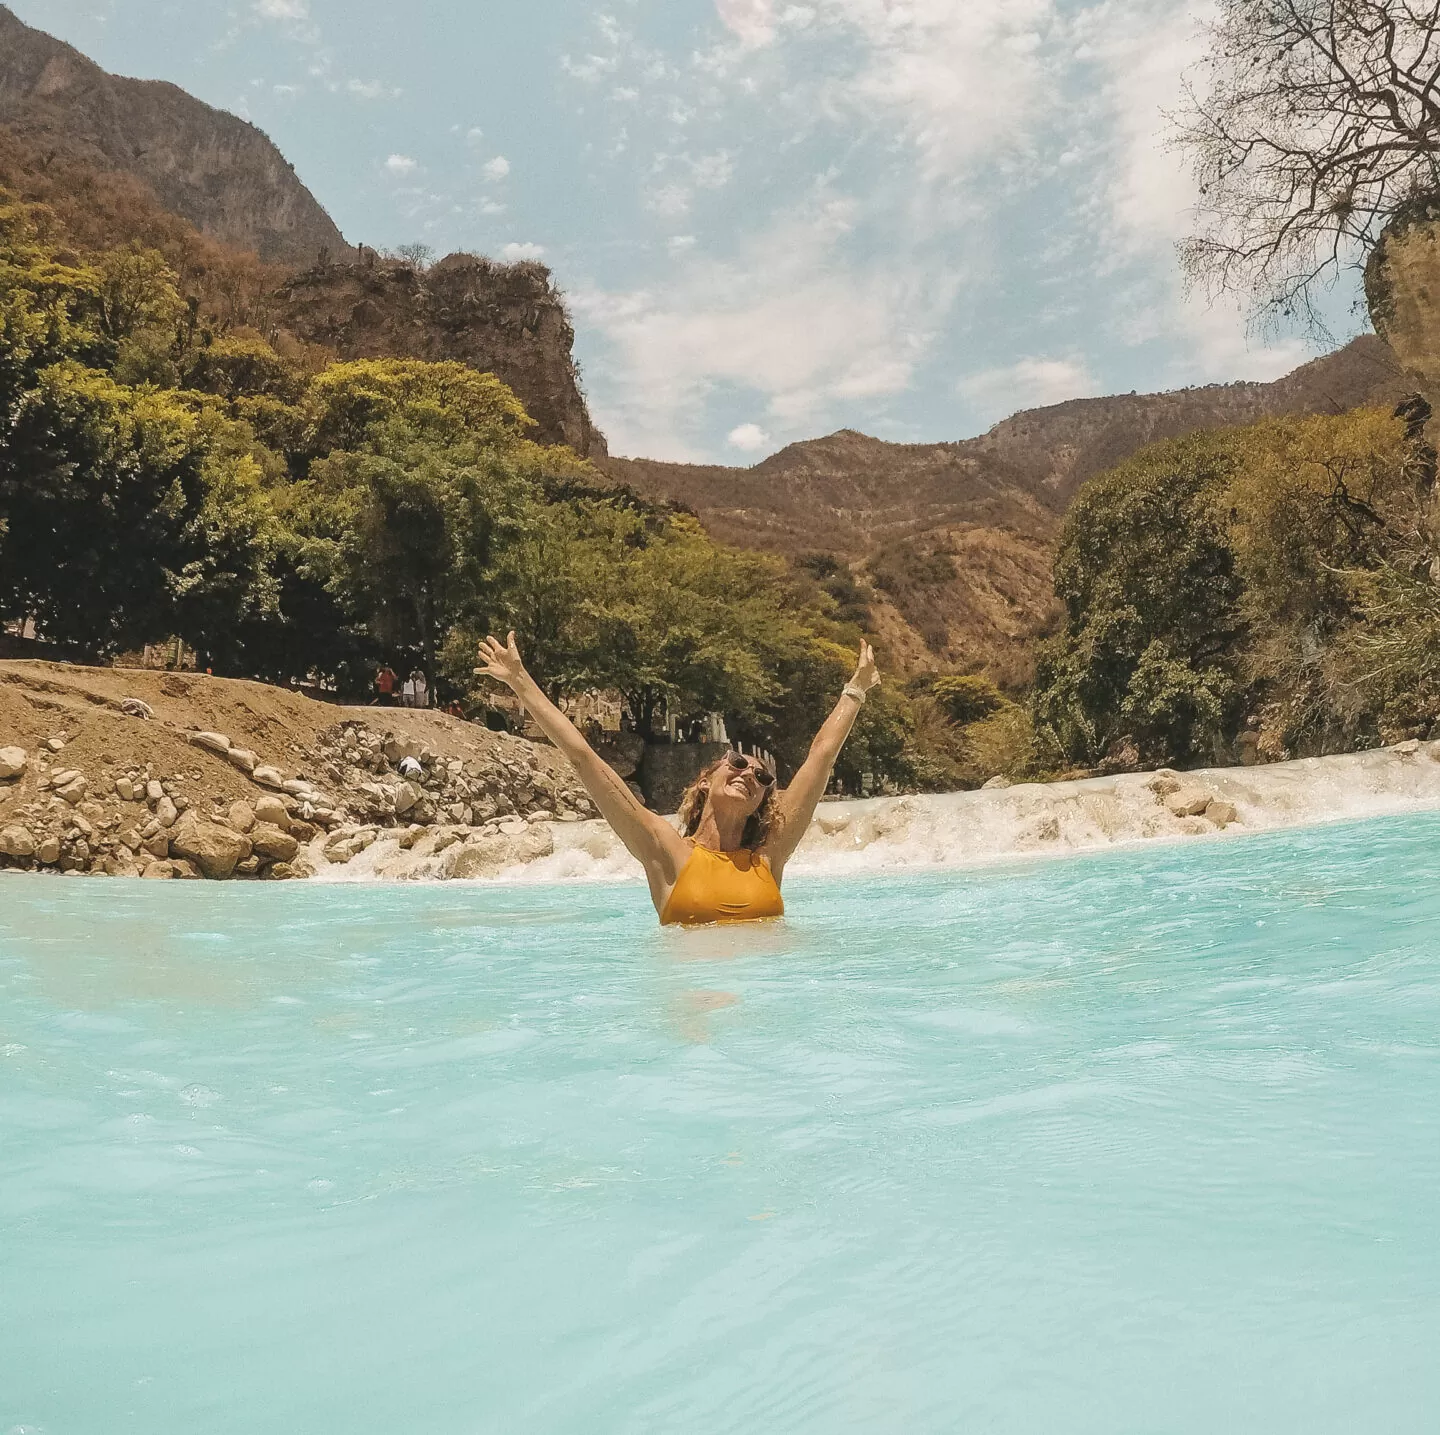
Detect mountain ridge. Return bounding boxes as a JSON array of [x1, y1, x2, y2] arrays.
[[0, 2, 349, 265]]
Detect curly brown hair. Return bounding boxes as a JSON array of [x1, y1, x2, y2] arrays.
[[676, 756, 784, 854]]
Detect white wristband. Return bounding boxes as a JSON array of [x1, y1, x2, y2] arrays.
[[842, 682, 868, 705]]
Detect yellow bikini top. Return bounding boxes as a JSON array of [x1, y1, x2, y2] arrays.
[[660, 843, 785, 927]]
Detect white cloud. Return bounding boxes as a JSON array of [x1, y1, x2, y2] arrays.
[[255, 0, 307, 18], [727, 422, 772, 452], [574, 189, 935, 458], [482, 156, 511, 182], [667, 235, 697, 256], [466, 127, 485, 146], [347, 78, 400, 101], [384, 154, 418, 175], [500, 242, 546, 261], [958, 358, 1100, 424], [716, 0, 776, 49], [690, 152, 734, 190]]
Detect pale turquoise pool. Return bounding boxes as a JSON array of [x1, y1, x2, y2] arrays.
[[3, 815, 1439, 1433]]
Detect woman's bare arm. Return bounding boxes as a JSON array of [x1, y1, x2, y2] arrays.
[[476, 634, 688, 883], [765, 641, 879, 876]]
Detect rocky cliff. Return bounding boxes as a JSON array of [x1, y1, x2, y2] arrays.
[[0, 3, 348, 265], [281, 251, 606, 456], [602, 337, 1410, 681]]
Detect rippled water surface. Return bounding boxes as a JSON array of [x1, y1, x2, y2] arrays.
[[4, 816, 1440, 1433]]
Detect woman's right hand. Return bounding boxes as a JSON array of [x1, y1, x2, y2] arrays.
[[475, 631, 529, 690]]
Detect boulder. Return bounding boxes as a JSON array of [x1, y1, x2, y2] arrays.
[[189, 732, 232, 754], [382, 735, 423, 765], [141, 860, 175, 880], [251, 765, 286, 789], [1166, 789, 1213, 818], [115, 777, 135, 802], [47, 768, 79, 789], [37, 836, 61, 865], [141, 831, 170, 858], [287, 819, 318, 844], [250, 824, 300, 863], [393, 781, 423, 816], [227, 747, 259, 774], [1145, 769, 1183, 798], [118, 829, 142, 852], [0, 746, 26, 780], [167, 814, 252, 880], [1205, 800, 1239, 828], [0, 824, 36, 859], [146, 780, 164, 803], [227, 801, 257, 833], [155, 796, 179, 828], [235, 856, 264, 878], [253, 793, 291, 829]]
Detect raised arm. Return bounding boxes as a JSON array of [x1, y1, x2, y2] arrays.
[[475, 633, 688, 884], [765, 641, 880, 875]]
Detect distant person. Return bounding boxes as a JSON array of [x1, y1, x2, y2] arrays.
[[409, 669, 429, 709], [443, 699, 465, 719], [476, 632, 880, 926], [375, 665, 398, 706]]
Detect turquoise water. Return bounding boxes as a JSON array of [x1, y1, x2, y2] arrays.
[[3, 817, 1440, 1433]]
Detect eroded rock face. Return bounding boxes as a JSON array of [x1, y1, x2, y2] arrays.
[[0, 7, 350, 265], [1366, 195, 1440, 401]]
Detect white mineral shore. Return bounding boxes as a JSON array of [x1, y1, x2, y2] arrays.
[[310, 740, 1440, 885]]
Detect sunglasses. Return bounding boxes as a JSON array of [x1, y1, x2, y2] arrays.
[[724, 751, 775, 786]]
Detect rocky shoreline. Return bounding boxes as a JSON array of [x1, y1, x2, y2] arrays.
[[0, 661, 597, 880]]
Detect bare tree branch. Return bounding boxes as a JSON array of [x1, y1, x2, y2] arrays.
[[1171, 0, 1440, 333]]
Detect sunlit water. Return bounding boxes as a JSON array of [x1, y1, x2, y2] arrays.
[[3, 814, 1440, 1433]]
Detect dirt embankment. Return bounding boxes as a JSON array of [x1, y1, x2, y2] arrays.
[[0, 661, 596, 880]]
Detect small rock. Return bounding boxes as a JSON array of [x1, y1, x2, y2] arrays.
[[252, 765, 285, 789], [115, 777, 135, 802], [49, 769, 79, 789], [141, 860, 175, 880], [0, 824, 36, 859], [119, 697, 154, 720], [1166, 790, 1212, 818], [981, 775, 1012, 790], [43, 737, 65, 753], [1393, 739, 1421, 755], [171, 859, 205, 880], [226, 748, 258, 774], [1205, 800, 1239, 828], [393, 781, 422, 816], [146, 780, 164, 804], [37, 836, 61, 865], [189, 731, 232, 754], [396, 825, 426, 850], [118, 829, 142, 852], [227, 801, 257, 833], [235, 856, 264, 878], [288, 819, 318, 843], [56, 777, 87, 805], [141, 832, 171, 858], [0, 746, 27, 780], [155, 796, 179, 828]]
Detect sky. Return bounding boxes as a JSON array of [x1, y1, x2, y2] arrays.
[[16, 0, 1366, 462]]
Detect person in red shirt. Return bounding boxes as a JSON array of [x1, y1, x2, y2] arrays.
[[375, 665, 398, 705]]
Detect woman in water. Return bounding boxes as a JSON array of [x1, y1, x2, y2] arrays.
[[475, 632, 880, 925]]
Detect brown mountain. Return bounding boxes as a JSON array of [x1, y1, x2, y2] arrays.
[[0, 6, 603, 454], [602, 337, 1410, 682], [0, 3, 348, 266]]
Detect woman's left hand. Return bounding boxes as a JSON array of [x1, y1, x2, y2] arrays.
[[851, 639, 880, 692]]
